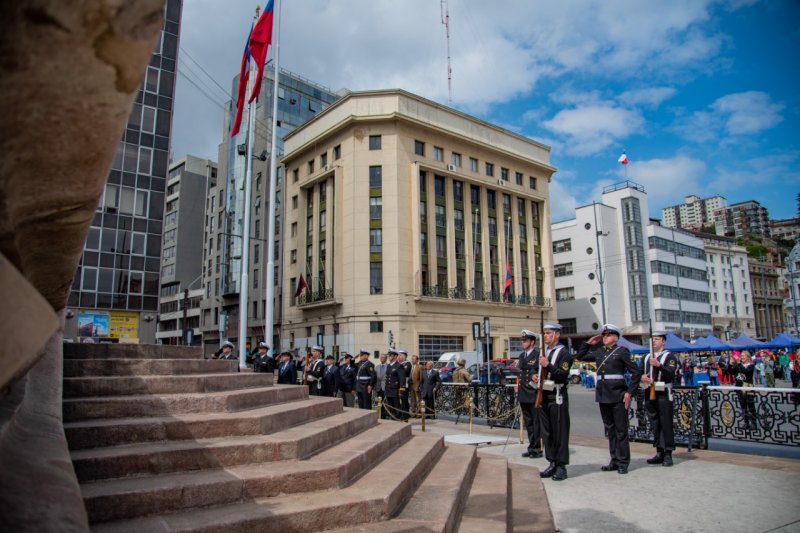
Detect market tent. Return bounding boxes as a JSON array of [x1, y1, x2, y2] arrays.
[[664, 332, 698, 352], [770, 333, 800, 349], [691, 334, 732, 351], [617, 336, 649, 354], [728, 333, 768, 351]]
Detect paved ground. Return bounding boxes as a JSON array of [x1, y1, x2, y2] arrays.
[[412, 415, 800, 533]]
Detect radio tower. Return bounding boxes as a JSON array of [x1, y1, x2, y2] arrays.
[[441, 0, 452, 105]]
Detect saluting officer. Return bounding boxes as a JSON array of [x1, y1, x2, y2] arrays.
[[397, 350, 412, 421], [575, 324, 642, 474], [355, 348, 376, 410], [384, 350, 406, 420], [641, 330, 678, 467], [306, 345, 325, 396], [253, 342, 275, 373], [538, 323, 573, 482], [516, 329, 543, 459]]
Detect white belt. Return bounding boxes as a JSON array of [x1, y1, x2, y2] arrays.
[[307, 376, 319, 382], [597, 374, 624, 380], [357, 377, 372, 380]]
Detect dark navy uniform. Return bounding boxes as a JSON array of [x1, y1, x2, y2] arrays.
[[307, 356, 325, 396], [399, 355, 412, 421], [355, 356, 377, 410], [253, 353, 275, 373], [540, 342, 574, 470], [384, 358, 406, 420], [576, 325, 642, 473], [517, 348, 543, 457], [643, 348, 678, 464], [321, 359, 340, 397], [277, 356, 297, 385]]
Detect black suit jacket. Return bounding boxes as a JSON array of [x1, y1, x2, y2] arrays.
[[421, 369, 441, 397], [277, 360, 297, 384], [321, 364, 340, 396]]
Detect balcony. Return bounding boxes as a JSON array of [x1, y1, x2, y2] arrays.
[[419, 285, 550, 307], [297, 288, 338, 309]]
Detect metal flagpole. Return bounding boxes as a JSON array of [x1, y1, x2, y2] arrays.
[[265, 0, 282, 353], [238, 10, 259, 369]]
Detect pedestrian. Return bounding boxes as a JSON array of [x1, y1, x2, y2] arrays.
[[764, 352, 776, 388], [277, 351, 297, 385], [682, 354, 694, 386], [452, 359, 472, 383], [641, 331, 678, 467], [409, 355, 423, 417], [321, 354, 340, 397], [792, 358, 800, 388], [337, 353, 357, 407], [575, 324, 642, 474], [374, 353, 389, 418], [384, 350, 405, 420], [252, 342, 275, 373], [778, 349, 790, 380], [421, 361, 440, 418], [306, 345, 325, 396], [730, 351, 757, 430], [397, 350, 412, 420], [537, 323, 573, 482], [516, 329, 543, 459], [354, 349, 376, 410]]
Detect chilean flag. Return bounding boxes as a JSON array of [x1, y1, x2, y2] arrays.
[[248, 0, 275, 104], [230, 24, 253, 137], [503, 262, 513, 301], [618, 152, 629, 165]]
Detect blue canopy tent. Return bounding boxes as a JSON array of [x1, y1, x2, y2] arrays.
[[663, 332, 698, 352], [617, 336, 649, 354], [770, 333, 800, 349], [691, 334, 732, 351], [728, 334, 768, 351]]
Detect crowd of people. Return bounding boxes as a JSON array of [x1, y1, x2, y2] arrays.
[[668, 348, 799, 387]]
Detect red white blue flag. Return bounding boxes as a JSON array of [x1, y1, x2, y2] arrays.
[[248, 0, 275, 103], [618, 152, 629, 165], [503, 262, 513, 301], [230, 23, 253, 137]]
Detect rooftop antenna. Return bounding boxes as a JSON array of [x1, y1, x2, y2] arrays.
[[440, 0, 452, 105]]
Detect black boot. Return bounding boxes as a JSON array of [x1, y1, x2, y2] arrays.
[[647, 449, 664, 465], [600, 462, 618, 472], [539, 462, 557, 478], [662, 452, 673, 467], [552, 465, 568, 481]]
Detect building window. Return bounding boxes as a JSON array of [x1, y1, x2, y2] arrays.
[[453, 180, 463, 202], [560, 319, 577, 335], [553, 238, 572, 253], [370, 197, 382, 220], [434, 175, 445, 197], [369, 166, 382, 187], [254, 243, 260, 263], [455, 238, 465, 260], [308, 160, 315, 173], [420, 201, 427, 225], [485, 162, 494, 177], [421, 232, 428, 255], [414, 140, 425, 156], [436, 235, 446, 258], [435, 205, 446, 227], [501, 168, 509, 181], [370, 228, 382, 253], [291, 222, 297, 237], [434, 146, 444, 161], [370, 262, 383, 294], [487, 190, 496, 210], [515, 172, 523, 185], [556, 287, 575, 301], [293, 168, 299, 183], [418, 335, 463, 360], [469, 158, 478, 172], [370, 320, 383, 332], [319, 182, 326, 202], [290, 249, 297, 263], [253, 269, 259, 288], [320, 153, 328, 168], [333, 144, 341, 160], [554, 263, 573, 277], [529, 177, 537, 189], [470, 185, 480, 206], [369, 135, 382, 150], [454, 209, 464, 231], [451, 153, 462, 168], [488, 216, 497, 237]]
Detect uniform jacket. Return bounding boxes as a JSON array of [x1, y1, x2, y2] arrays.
[[253, 353, 275, 373], [410, 363, 423, 391], [576, 341, 641, 403], [517, 349, 541, 404], [355, 360, 377, 393], [421, 368, 441, 397], [277, 360, 297, 384], [542, 343, 574, 398], [385, 362, 406, 398], [642, 351, 678, 389], [400, 361, 412, 389], [338, 363, 356, 393], [321, 364, 340, 396], [452, 367, 472, 383], [308, 358, 325, 382]]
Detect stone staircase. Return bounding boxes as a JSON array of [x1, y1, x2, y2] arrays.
[[63, 344, 551, 532]]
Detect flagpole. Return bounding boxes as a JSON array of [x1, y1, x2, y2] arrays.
[[238, 12, 259, 370], [265, 0, 282, 354]]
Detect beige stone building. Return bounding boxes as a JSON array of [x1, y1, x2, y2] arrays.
[[280, 90, 557, 360]]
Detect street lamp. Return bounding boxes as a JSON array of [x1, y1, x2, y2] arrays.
[[592, 202, 608, 325]]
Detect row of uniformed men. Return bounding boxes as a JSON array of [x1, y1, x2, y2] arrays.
[[516, 322, 678, 482]]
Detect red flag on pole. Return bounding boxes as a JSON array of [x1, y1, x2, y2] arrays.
[[248, 0, 275, 103], [230, 24, 253, 137], [294, 274, 308, 298], [618, 152, 628, 165], [503, 262, 513, 301]]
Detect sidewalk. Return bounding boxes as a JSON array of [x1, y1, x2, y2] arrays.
[[412, 419, 800, 533]]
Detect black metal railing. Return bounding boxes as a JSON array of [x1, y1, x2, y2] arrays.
[[628, 386, 706, 450], [297, 288, 335, 305], [434, 383, 519, 428], [420, 286, 550, 307]]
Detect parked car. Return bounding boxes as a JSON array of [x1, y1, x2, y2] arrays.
[[569, 362, 597, 384]]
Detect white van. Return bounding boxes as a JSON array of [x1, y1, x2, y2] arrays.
[[434, 351, 480, 373]]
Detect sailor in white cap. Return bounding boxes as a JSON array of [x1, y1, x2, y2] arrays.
[[306, 345, 326, 396], [641, 330, 678, 467], [537, 322, 573, 482], [253, 341, 275, 373], [516, 329, 544, 459], [355, 349, 376, 410], [576, 324, 642, 474], [397, 350, 412, 420], [216, 340, 237, 360]]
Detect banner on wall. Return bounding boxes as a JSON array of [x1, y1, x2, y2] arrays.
[[78, 311, 140, 344]]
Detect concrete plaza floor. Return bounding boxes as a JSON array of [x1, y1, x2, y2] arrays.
[[413, 418, 800, 533]]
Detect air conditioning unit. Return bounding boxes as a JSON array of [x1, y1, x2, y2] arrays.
[[498, 179, 508, 186], [447, 164, 457, 172]]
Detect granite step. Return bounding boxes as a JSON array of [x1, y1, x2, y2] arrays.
[[64, 343, 202, 360], [63, 372, 274, 398], [82, 421, 412, 523], [63, 384, 306, 422], [72, 408, 376, 482], [90, 432, 445, 532], [64, 396, 339, 450], [509, 463, 555, 533], [457, 455, 510, 533], [64, 358, 238, 378]]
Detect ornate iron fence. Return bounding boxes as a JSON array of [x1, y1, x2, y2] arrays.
[[628, 386, 706, 450], [434, 383, 519, 427]]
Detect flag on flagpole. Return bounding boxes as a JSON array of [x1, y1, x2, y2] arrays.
[[248, 0, 275, 103], [503, 261, 513, 301], [230, 23, 253, 137], [618, 152, 629, 165], [294, 273, 308, 298]]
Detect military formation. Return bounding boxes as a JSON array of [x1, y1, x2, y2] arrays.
[[215, 322, 683, 478]]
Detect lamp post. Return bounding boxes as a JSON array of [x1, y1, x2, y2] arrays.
[[671, 228, 684, 339], [592, 202, 608, 325], [482, 316, 490, 384], [786, 256, 799, 335]]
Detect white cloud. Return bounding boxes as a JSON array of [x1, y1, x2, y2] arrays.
[[549, 178, 579, 222], [627, 156, 708, 212], [617, 87, 677, 108], [711, 91, 784, 135], [542, 105, 645, 156]]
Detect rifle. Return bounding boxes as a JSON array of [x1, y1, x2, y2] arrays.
[[302, 347, 310, 385], [648, 326, 656, 401], [535, 317, 547, 409]]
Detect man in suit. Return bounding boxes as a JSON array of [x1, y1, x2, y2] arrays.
[[355, 349, 376, 410], [321, 354, 340, 397], [420, 360, 441, 418], [277, 351, 297, 384], [306, 345, 325, 396], [537, 323, 573, 482], [252, 342, 275, 373], [516, 329, 543, 460], [409, 355, 423, 417], [374, 353, 388, 418]]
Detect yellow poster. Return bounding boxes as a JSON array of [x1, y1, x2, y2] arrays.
[[109, 311, 139, 342]]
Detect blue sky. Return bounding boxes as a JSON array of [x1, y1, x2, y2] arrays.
[[173, 0, 799, 223]]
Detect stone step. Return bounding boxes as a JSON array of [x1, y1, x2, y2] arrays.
[[64, 343, 202, 360], [63, 384, 306, 422], [63, 358, 238, 378], [82, 422, 412, 523], [63, 372, 274, 398], [91, 432, 445, 532], [509, 464, 555, 533], [457, 456, 510, 533], [72, 408, 376, 482], [64, 396, 340, 450]]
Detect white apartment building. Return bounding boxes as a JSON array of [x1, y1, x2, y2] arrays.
[[662, 194, 726, 231], [552, 181, 712, 342], [785, 241, 800, 336]]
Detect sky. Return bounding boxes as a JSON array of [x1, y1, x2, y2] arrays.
[[172, 0, 800, 223]]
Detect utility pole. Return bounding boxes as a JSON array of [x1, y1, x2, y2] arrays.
[[593, 202, 607, 325], [671, 228, 684, 338]]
